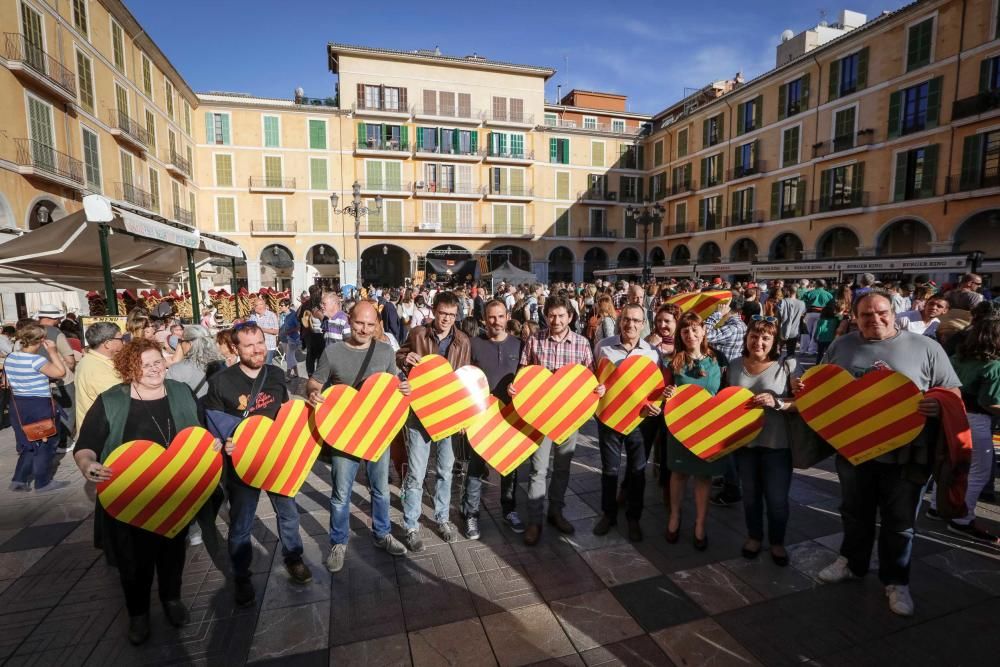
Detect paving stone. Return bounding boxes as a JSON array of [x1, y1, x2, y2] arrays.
[[650, 618, 762, 666], [13, 598, 120, 656], [481, 603, 576, 667], [0, 569, 84, 613], [668, 563, 765, 615], [522, 550, 604, 602], [246, 600, 329, 663], [399, 575, 476, 632], [550, 589, 644, 652], [0, 521, 81, 552], [921, 547, 1000, 595], [557, 518, 628, 552], [396, 543, 462, 586], [579, 544, 660, 587], [408, 617, 496, 666], [246, 648, 328, 667], [329, 557, 405, 646], [329, 632, 411, 666], [578, 635, 673, 667], [0, 546, 50, 579], [609, 575, 705, 633], [463, 562, 545, 616], [720, 554, 818, 599], [260, 539, 330, 610], [0, 608, 49, 662]]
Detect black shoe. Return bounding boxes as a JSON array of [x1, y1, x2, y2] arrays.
[[693, 531, 708, 551], [547, 512, 575, 535], [285, 558, 313, 584], [947, 521, 1000, 545], [162, 599, 189, 627], [627, 519, 643, 543], [593, 514, 616, 536], [710, 492, 741, 507], [770, 547, 789, 567], [925, 506, 943, 521], [234, 577, 256, 608], [741, 541, 761, 560], [128, 614, 151, 645]]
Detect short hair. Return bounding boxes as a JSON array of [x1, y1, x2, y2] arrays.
[[432, 291, 459, 310], [483, 299, 507, 314], [743, 319, 781, 360], [620, 303, 645, 321], [961, 273, 981, 285], [853, 287, 895, 314], [279, 298, 291, 307], [544, 295, 574, 316], [816, 279, 827, 288], [228, 321, 262, 347], [859, 272, 876, 287], [654, 303, 682, 322], [14, 322, 46, 348], [925, 294, 949, 307], [113, 338, 164, 384], [85, 321, 121, 348]]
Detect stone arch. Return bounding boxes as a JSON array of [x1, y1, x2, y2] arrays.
[[548, 246, 574, 283], [649, 246, 666, 267], [492, 244, 532, 272], [697, 241, 722, 265], [306, 244, 340, 291], [951, 209, 1000, 256], [618, 247, 641, 268], [671, 244, 691, 265], [816, 226, 861, 259], [729, 237, 758, 262], [362, 243, 411, 286], [769, 232, 804, 261], [583, 247, 608, 281], [24, 194, 67, 231], [0, 191, 15, 232], [875, 218, 933, 256], [260, 244, 294, 292]]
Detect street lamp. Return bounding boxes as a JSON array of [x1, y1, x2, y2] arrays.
[[625, 201, 665, 284], [331, 182, 381, 287]]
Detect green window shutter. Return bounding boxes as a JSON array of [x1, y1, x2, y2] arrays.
[[733, 147, 741, 171], [700, 157, 708, 185], [731, 190, 739, 222], [855, 161, 865, 194], [470, 131, 478, 153], [205, 112, 213, 143], [747, 187, 754, 212], [385, 161, 401, 190], [921, 144, 939, 198], [702, 119, 710, 148], [416, 127, 425, 151], [820, 169, 833, 211], [549, 138, 557, 163], [828, 59, 840, 101], [263, 117, 279, 147], [960, 134, 984, 190], [770, 182, 780, 219], [795, 179, 806, 217], [220, 115, 231, 145], [366, 161, 382, 189], [637, 145, 645, 169], [926, 76, 943, 129], [678, 129, 687, 157], [309, 120, 326, 149], [357, 122, 366, 146], [907, 19, 932, 71], [736, 102, 745, 135], [801, 73, 811, 111], [636, 177, 644, 201], [561, 139, 569, 164], [887, 91, 902, 139], [716, 114, 725, 142], [777, 84, 787, 120], [310, 158, 327, 190], [684, 163, 692, 185], [981, 58, 994, 93], [400, 126, 409, 149], [510, 206, 525, 234], [510, 169, 524, 194], [698, 199, 705, 229], [893, 152, 909, 202], [856, 47, 869, 90], [753, 95, 763, 129]]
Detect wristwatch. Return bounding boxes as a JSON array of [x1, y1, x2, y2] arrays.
[[774, 398, 786, 411]]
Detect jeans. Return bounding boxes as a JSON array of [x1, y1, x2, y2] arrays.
[[283, 341, 299, 372], [816, 341, 832, 363], [330, 449, 391, 544], [598, 421, 648, 520], [265, 349, 277, 365], [802, 312, 821, 354], [225, 463, 304, 579], [401, 418, 454, 531], [932, 413, 993, 525], [735, 447, 793, 544], [462, 452, 518, 518], [10, 395, 60, 488], [783, 335, 800, 358], [835, 456, 925, 585], [526, 431, 578, 525]]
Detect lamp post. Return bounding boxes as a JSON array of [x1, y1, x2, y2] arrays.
[[625, 201, 665, 284], [331, 182, 381, 288]]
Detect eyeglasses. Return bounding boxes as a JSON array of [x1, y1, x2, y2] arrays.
[[751, 315, 778, 323], [232, 321, 261, 331], [141, 359, 166, 371], [110, 336, 124, 342], [620, 317, 646, 325]]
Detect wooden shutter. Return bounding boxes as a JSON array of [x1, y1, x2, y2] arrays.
[[731, 190, 739, 223], [400, 125, 409, 149], [828, 59, 840, 101], [795, 179, 806, 217], [510, 205, 525, 234], [753, 95, 762, 129], [887, 91, 902, 139], [698, 199, 705, 229], [492, 96, 507, 120], [458, 93, 471, 118], [423, 89, 437, 115], [921, 144, 939, 198], [510, 169, 524, 195], [926, 76, 943, 129], [356, 83, 365, 108], [893, 152, 909, 201], [702, 118, 710, 148], [684, 163, 692, 186], [440, 91, 455, 116], [801, 73, 811, 111], [385, 161, 401, 190], [746, 187, 754, 215], [770, 181, 780, 219], [819, 169, 833, 211], [736, 102, 745, 135], [470, 131, 478, 154], [220, 115, 231, 145], [777, 84, 787, 120], [309, 119, 326, 149], [357, 122, 367, 147], [981, 58, 995, 93], [678, 128, 687, 157], [549, 138, 558, 163], [636, 176, 644, 201], [556, 172, 569, 200], [715, 113, 724, 142], [398, 88, 408, 112], [700, 157, 708, 185], [510, 98, 524, 123], [856, 48, 869, 90], [907, 19, 932, 71], [310, 158, 327, 190], [960, 134, 984, 190]]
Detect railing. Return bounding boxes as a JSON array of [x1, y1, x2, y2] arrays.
[[544, 118, 639, 135], [248, 176, 296, 190], [651, 188, 668, 201], [814, 191, 870, 213], [3, 33, 76, 97], [116, 182, 154, 209], [674, 220, 687, 234], [353, 101, 410, 114], [167, 149, 191, 175], [173, 205, 193, 226], [488, 185, 534, 197], [362, 220, 407, 233], [701, 214, 721, 231], [14, 138, 84, 184], [413, 144, 478, 157], [813, 129, 875, 158], [727, 161, 768, 181], [952, 91, 1000, 121], [414, 182, 483, 195], [250, 220, 298, 233], [482, 148, 534, 160], [294, 95, 338, 108], [948, 169, 1000, 193], [483, 222, 531, 235], [109, 108, 150, 147], [414, 105, 475, 120], [670, 181, 694, 196], [580, 228, 617, 238], [619, 193, 644, 204], [578, 189, 617, 202], [482, 111, 534, 125], [701, 174, 723, 189], [353, 139, 411, 152], [775, 204, 803, 220], [726, 210, 765, 227], [359, 180, 411, 193]]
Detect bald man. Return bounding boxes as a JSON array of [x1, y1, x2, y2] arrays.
[[308, 301, 412, 572]]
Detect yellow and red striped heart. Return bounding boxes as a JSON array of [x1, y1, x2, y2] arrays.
[[795, 364, 925, 465], [407, 354, 490, 440], [596, 355, 665, 434], [314, 372, 410, 461], [665, 290, 732, 320], [665, 385, 764, 461], [231, 400, 320, 497], [511, 364, 599, 444], [97, 426, 222, 538], [466, 397, 544, 476]]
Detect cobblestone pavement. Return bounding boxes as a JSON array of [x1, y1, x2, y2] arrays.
[[1, 384, 999, 666]]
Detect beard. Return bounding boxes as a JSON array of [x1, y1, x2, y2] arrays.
[[240, 351, 265, 369]]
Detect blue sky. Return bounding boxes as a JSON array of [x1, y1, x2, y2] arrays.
[[130, 0, 893, 114]]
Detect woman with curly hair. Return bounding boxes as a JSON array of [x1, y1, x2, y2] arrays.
[[74, 338, 218, 645]]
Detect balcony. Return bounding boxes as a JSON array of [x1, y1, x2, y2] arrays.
[[579, 228, 617, 239], [483, 222, 532, 236], [578, 189, 617, 204], [482, 148, 534, 164], [544, 118, 640, 136], [727, 161, 768, 181], [651, 188, 668, 201], [482, 111, 534, 128], [486, 185, 533, 201], [726, 210, 765, 227], [952, 91, 1000, 122], [352, 101, 411, 120], [669, 181, 695, 197], [173, 204, 193, 226], [700, 215, 721, 231], [813, 129, 875, 158], [3, 33, 76, 104], [949, 168, 1000, 194], [413, 182, 484, 198], [293, 94, 338, 108], [13, 138, 84, 189], [362, 221, 407, 234], [412, 144, 480, 161], [165, 150, 190, 178], [115, 182, 154, 210], [814, 191, 870, 213], [250, 220, 298, 236], [413, 105, 480, 125], [108, 109, 150, 152], [248, 176, 295, 193], [359, 180, 412, 196], [353, 139, 411, 157]]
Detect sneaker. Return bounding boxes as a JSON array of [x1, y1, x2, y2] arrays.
[[924, 506, 942, 521], [187, 524, 203, 546], [34, 480, 70, 494], [405, 529, 425, 553], [8, 481, 30, 492], [709, 491, 741, 507], [465, 516, 481, 540], [373, 533, 407, 556], [947, 521, 1000, 544], [326, 544, 347, 573], [818, 556, 858, 584], [285, 558, 313, 584], [438, 521, 459, 543], [503, 511, 525, 534], [234, 577, 256, 607], [885, 584, 915, 617]]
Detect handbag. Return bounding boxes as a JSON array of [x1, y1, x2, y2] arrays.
[[781, 360, 833, 469], [11, 397, 58, 442]]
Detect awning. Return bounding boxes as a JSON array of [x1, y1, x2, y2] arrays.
[[695, 262, 752, 277], [651, 265, 696, 277]]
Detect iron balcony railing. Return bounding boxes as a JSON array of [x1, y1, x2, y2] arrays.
[[248, 176, 296, 190], [670, 181, 694, 196], [482, 147, 534, 160], [362, 220, 407, 233], [414, 182, 483, 195], [814, 191, 870, 213], [109, 108, 150, 147], [952, 91, 1000, 121], [167, 149, 191, 176], [414, 105, 475, 120], [14, 138, 84, 185], [489, 185, 534, 197], [578, 189, 617, 202], [727, 160, 768, 181], [813, 129, 875, 158], [413, 144, 478, 157], [294, 95, 338, 108], [116, 182, 154, 209], [358, 180, 412, 193], [173, 205, 193, 226], [580, 228, 617, 238], [353, 139, 411, 152], [483, 110, 534, 124], [3, 33, 76, 97], [250, 220, 298, 233], [726, 210, 765, 227], [353, 101, 411, 114], [948, 168, 1000, 193]]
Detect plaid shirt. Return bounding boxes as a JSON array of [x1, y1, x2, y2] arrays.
[[704, 311, 747, 365], [520, 328, 595, 372]]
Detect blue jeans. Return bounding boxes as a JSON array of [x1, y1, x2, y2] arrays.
[[11, 395, 60, 489], [735, 447, 793, 545], [526, 432, 578, 525], [225, 463, 303, 579], [330, 449, 391, 544], [462, 453, 518, 518], [265, 349, 277, 364], [402, 418, 454, 531], [598, 421, 648, 520]]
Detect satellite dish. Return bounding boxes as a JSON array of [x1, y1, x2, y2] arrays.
[[781, 29, 794, 42]]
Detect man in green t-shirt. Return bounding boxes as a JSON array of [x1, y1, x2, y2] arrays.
[[801, 279, 834, 355]]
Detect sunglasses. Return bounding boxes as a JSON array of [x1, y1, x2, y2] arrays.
[[232, 321, 261, 331], [751, 315, 778, 323]]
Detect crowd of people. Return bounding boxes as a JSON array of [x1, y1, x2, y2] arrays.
[[0, 269, 996, 643]]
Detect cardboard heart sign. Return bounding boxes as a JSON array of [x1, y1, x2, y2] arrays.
[[407, 354, 490, 440], [665, 385, 764, 461], [466, 397, 544, 476], [596, 355, 665, 435], [314, 372, 410, 461], [512, 364, 599, 444], [795, 364, 926, 465], [98, 426, 222, 538], [665, 290, 732, 320], [231, 400, 320, 497]]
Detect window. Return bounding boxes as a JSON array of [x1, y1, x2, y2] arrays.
[[205, 112, 231, 145], [833, 107, 856, 151], [27, 96, 55, 169], [509, 99, 524, 123], [164, 80, 174, 120], [81, 126, 101, 190], [170, 180, 180, 209], [382, 87, 400, 111], [731, 188, 755, 225], [264, 199, 284, 230], [183, 101, 191, 135], [120, 151, 133, 189], [308, 119, 326, 150], [111, 19, 125, 73], [216, 197, 236, 231], [186, 146, 193, 173], [141, 55, 152, 98], [677, 128, 689, 158], [264, 156, 283, 187], [591, 141, 605, 167], [618, 144, 642, 170], [544, 113, 558, 126], [651, 172, 666, 199], [734, 140, 758, 177], [145, 110, 156, 149], [906, 17, 934, 72], [439, 92, 455, 117], [700, 153, 722, 188], [554, 207, 570, 236], [782, 126, 800, 167], [612, 119, 626, 133], [312, 199, 329, 232], [367, 200, 403, 232], [115, 82, 129, 117], [263, 115, 280, 148], [214, 154, 233, 187], [417, 127, 438, 152], [555, 171, 570, 200], [72, 0, 88, 34], [671, 163, 692, 193], [358, 122, 409, 150], [703, 114, 723, 148], [487, 131, 523, 158], [654, 140, 664, 166], [363, 85, 380, 109], [820, 162, 865, 211], [588, 174, 607, 198], [698, 196, 721, 230], [490, 204, 524, 234], [893, 145, 938, 201], [549, 138, 570, 164], [423, 202, 472, 233], [364, 160, 402, 191], [583, 116, 598, 130], [779, 74, 810, 119], [168, 129, 177, 157], [737, 96, 762, 134], [148, 167, 160, 212], [829, 48, 868, 100], [959, 130, 1000, 191], [889, 77, 942, 138], [491, 167, 527, 196], [675, 202, 688, 233], [620, 176, 642, 203], [589, 208, 607, 237], [310, 158, 327, 190], [771, 177, 805, 219], [189, 192, 197, 224], [76, 50, 94, 112]]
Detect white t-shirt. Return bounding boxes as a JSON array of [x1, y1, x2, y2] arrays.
[[896, 310, 939, 337]]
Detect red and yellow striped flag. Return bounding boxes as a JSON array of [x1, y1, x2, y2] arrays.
[[665, 385, 764, 461], [231, 400, 321, 497], [315, 373, 411, 461], [407, 355, 490, 440], [511, 364, 599, 444], [466, 397, 544, 476], [596, 355, 665, 435], [665, 290, 732, 320]]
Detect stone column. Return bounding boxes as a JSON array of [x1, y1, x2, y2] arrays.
[[292, 260, 308, 296], [246, 260, 262, 292]]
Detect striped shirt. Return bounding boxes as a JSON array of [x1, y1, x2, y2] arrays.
[[4, 352, 51, 397], [249, 309, 280, 350], [324, 312, 350, 347]]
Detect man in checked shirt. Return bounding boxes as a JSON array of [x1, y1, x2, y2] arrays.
[[508, 295, 605, 546]]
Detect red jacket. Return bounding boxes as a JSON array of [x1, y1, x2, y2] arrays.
[[927, 387, 973, 520]]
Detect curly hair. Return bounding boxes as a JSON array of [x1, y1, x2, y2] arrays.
[[114, 338, 164, 384]]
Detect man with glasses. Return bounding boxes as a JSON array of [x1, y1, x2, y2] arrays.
[[205, 322, 312, 607], [73, 321, 124, 431], [396, 291, 471, 551], [945, 273, 984, 311], [248, 297, 280, 364]]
